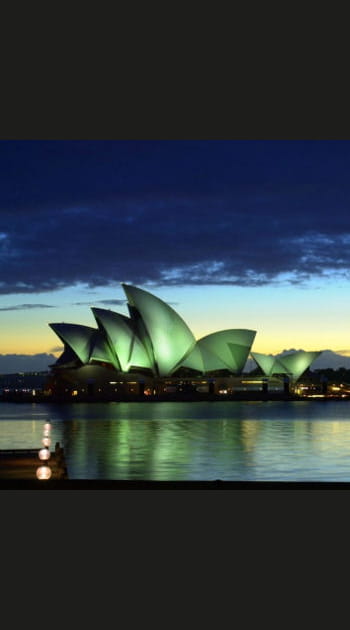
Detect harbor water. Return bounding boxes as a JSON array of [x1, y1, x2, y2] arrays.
[[1, 399, 350, 481]]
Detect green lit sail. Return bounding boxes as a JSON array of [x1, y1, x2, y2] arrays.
[[49, 323, 97, 365], [251, 352, 278, 376], [251, 350, 322, 380], [122, 284, 197, 377], [196, 329, 256, 374], [89, 329, 120, 369], [278, 351, 322, 381], [49, 284, 322, 380], [92, 308, 151, 372], [180, 344, 205, 373]]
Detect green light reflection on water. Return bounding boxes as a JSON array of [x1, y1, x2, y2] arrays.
[[3, 401, 350, 480]]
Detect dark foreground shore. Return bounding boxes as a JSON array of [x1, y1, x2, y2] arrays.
[[1, 449, 349, 490], [0, 446, 68, 482], [2, 479, 350, 490], [1, 448, 349, 489]]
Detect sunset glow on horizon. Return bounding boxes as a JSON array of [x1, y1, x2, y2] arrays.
[[1, 278, 350, 359]]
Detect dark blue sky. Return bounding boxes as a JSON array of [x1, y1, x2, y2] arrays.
[[1, 139, 350, 295], [2, 139, 350, 362]]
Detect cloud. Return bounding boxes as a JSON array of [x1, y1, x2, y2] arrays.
[[0, 303, 55, 311], [2, 140, 350, 294], [72, 299, 126, 306]]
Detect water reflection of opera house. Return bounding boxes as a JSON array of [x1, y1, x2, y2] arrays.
[[47, 283, 322, 400]]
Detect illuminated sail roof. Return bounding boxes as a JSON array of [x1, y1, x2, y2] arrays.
[[196, 329, 256, 374], [278, 351, 322, 381], [250, 352, 285, 376], [49, 323, 97, 365], [47, 284, 319, 379], [89, 329, 119, 368], [251, 350, 322, 380], [122, 283, 197, 377], [92, 308, 151, 372]]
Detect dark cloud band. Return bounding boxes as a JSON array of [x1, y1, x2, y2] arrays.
[[1, 140, 350, 294]]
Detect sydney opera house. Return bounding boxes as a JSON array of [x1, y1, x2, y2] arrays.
[[47, 284, 322, 399]]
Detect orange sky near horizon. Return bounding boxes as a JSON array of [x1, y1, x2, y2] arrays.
[[1, 280, 350, 359]]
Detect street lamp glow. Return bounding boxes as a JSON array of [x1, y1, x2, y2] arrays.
[[36, 465, 52, 480], [38, 447, 50, 461]]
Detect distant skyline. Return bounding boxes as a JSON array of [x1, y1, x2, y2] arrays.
[[1, 140, 350, 368]]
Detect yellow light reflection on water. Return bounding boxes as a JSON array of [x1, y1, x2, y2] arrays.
[[240, 421, 261, 452]]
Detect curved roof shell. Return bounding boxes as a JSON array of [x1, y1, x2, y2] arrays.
[[92, 308, 151, 372], [180, 344, 205, 373], [251, 350, 322, 380], [122, 284, 197, 377], [278, 351, 322, 381], [251, 352, 285, 376], [49, 323, 97, 365], [48, 284, 322, 380], [196, 329, 256, 374], [89, 329, 119, 368]]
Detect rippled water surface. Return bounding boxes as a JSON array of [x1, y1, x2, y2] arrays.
[[2, 400, 350, 481]]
